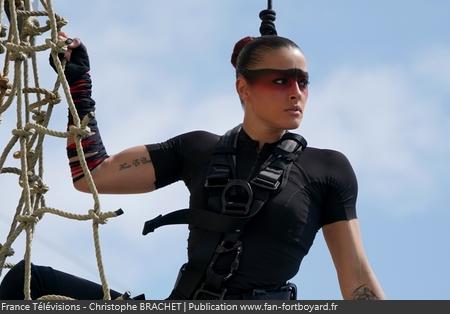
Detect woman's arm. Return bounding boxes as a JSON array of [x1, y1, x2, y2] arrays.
[[56, 33, 156, 194], [322, 219, 386, 300], [72, 145, 156, 194]]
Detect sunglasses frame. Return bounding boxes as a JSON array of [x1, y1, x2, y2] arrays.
[[238, 68, 310, 89]]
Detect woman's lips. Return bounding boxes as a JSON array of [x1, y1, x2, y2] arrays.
[[285, 106, 303, 115]]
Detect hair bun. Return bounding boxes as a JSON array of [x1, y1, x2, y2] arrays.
[[231, 36, 254, 68]]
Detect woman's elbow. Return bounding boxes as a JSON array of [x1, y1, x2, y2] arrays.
[[73, 178, 90, 193]]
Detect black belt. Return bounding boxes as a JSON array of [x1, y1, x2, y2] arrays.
[[223, 283, 297, 300]]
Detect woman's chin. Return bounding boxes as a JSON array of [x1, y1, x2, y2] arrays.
[[283, 118, 302, 130]]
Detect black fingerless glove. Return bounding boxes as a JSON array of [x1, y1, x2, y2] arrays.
[[49, 42, 90, 85], [50, 42, 108, 182]]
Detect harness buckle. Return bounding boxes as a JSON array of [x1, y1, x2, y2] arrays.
[[278, 138, 301, 153], [214, 240, 242, 281], [221, 180, 253, 216], [208, 240, 243, 281], [283, 282, 298, 300], [193, 283, 227, 300], [250, 166, 283, 190], [205, 165, 230, 188], [247, 283, 297, 300]]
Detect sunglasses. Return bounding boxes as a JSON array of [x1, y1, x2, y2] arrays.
[[238, 68, 310, 90]]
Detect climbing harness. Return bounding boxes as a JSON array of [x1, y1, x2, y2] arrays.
[[142, 125, 307, 299]]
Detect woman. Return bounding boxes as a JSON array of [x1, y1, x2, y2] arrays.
[[0, 28, 385, 300]]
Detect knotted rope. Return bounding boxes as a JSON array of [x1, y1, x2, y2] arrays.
[[0, 0, 122, 300]]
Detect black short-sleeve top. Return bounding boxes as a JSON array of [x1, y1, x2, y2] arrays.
[[146, 129, 357, 291]]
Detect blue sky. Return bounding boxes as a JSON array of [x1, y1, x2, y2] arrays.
[[1, 0, 449, 300]]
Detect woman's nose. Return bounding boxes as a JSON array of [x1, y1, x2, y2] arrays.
[[289, 80, 304, 101]]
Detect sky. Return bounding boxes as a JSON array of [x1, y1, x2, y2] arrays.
[[1, 0, 450, 300]]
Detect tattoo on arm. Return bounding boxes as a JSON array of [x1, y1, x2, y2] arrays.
[[119, 163, 132, 171], [352, 284, 379, 300], [119, 156, 152, 171]]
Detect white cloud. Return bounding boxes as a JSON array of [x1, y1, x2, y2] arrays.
[[302, 61, 450, 216], [414, 45, 450, 88]]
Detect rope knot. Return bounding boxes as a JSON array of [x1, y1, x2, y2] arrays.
[[46, 92, 61, 105], [13, 150, 37, 161], [0, 244, 15, 257], [68, 125, 91, 138], [9, 51, 26, 61], [0, 76, 12, 90], [24, 88, 61, 109], [32, 110, 47, 124], [23, 17, 42, 36], [45, 38, 66, 54], [54, 15, 68, 29], [88, 210, 108, 225], [31, 182, 49, 195], [16, 215, 40, 226], [12, 128, 35, 137]]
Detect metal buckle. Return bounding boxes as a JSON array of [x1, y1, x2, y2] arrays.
[[278, 139, 300, 153], [221, 180, 253, 216], [208, 240, 243, 281], [205, 166, 230, 188], [250, 167, 283, 190], [282, 282, 298, 300], [247, 283, 297, 300], [193, 283, 227, 300]]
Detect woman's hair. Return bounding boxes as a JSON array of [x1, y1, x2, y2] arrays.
[[231, 35, 301, 73]]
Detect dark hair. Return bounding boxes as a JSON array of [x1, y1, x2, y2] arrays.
[[231, 35, 301, 73]]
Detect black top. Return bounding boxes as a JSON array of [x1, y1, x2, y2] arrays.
[[146, 129, 357, 292]]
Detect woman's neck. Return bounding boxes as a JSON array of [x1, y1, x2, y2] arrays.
[[242, 118, 285, 149]]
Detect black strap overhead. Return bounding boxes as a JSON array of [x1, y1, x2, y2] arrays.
[[259, 0, 277, 36]]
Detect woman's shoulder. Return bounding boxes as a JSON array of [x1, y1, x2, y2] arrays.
[[302, 147, 351, 165], [177, 130, 220, 141], [296, 146, 356, 180], [175, 130, 220, 148], [147, 130, 220, 156], [299, 148, 358, 225], [158, 130, 221, 159]]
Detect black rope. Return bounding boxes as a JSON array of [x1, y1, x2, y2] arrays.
[[259, 0, 277, 36]]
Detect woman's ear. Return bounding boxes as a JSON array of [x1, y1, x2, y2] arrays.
[[236, 76, 249, 105]]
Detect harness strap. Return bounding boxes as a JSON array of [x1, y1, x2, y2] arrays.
[[142, 208, 251, 235]]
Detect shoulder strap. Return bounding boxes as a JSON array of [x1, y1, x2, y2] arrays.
[[204, 124, 240, 189], [251, 132, 307, 190]]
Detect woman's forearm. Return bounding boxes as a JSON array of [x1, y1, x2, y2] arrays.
[[347, 268, 386, 300]]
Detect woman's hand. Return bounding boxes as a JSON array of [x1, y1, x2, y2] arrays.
[[49, 32, 88, 84], [57, 32, 82, 61]]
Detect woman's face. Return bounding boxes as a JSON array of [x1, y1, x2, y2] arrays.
[[237, 47, 309, 131]]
